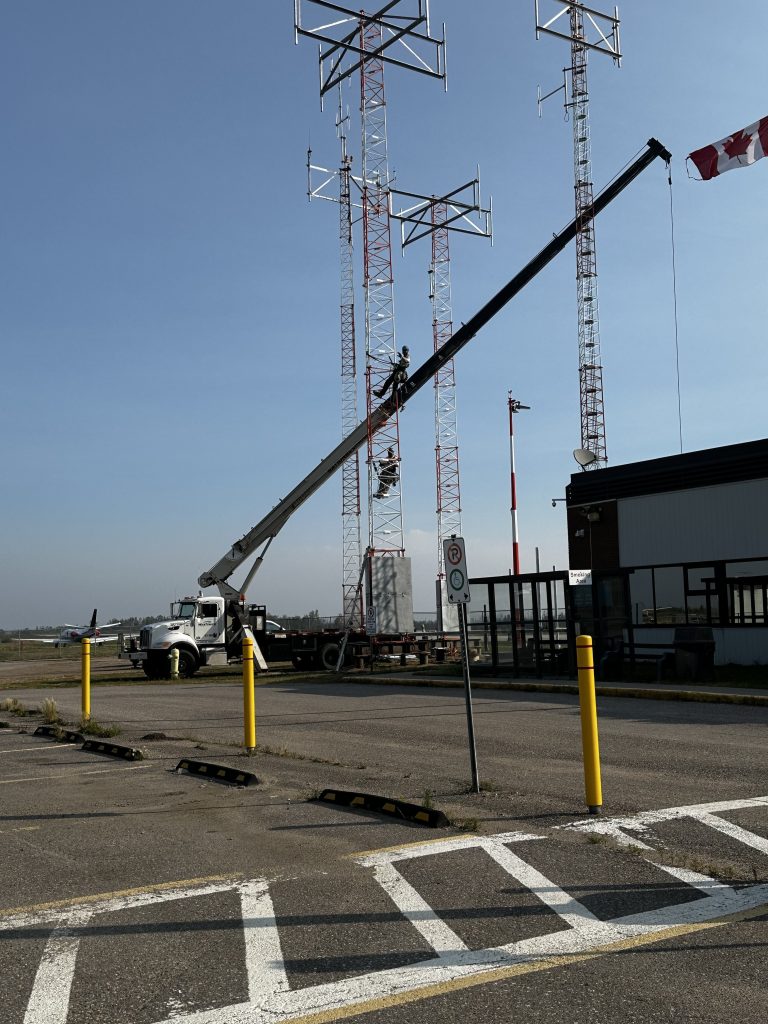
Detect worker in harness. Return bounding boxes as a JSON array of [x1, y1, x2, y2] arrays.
[[374, 346, 410, 400], [375, 447, 399, 499]]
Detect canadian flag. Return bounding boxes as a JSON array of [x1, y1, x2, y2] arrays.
[[688, 116, 768, 180]]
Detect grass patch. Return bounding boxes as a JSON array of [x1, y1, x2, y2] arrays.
[[449, 816, 480, 832], [39, 698, 62, 724], [0, 697, 35, 717], [79, 719, 121, 738]]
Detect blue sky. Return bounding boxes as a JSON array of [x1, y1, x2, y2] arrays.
[[3, 1, 767, 628]]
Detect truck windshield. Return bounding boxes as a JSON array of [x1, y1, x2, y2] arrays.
[[172, 602, 197, 619]]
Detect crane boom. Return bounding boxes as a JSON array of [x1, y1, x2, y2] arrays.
[[199, 138, 671, 597]]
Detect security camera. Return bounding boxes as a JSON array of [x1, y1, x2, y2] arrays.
[[551, 499, 557, 508]]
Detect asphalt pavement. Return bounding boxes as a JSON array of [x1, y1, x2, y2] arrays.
[[1, 678, 766, 1023]]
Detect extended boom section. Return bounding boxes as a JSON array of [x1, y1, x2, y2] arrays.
[[199, 138, 671, 597]]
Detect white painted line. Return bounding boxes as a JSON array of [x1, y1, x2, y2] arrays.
[[356, 831, 544, 867], [239, 879, 289, 1001], [696, 810, 768, 855], [0, 744, 72, 754], [0, 879, 240, 931], [0, 826, 40, 836], [481, 839, 600, 930], [23, 908, 92, 1024], [645, 861, 735, 898], [0, 764, 152, 785], [371, 860, 468, 955], [561, 795, 768, 838]]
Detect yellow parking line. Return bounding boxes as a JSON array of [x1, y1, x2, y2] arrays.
[[348, 833, 478, 859], [0, 873, 241, 918], [278, 902, 768, 1024]]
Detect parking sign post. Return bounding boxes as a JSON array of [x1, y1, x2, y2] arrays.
[[443, 536, 480, 794]]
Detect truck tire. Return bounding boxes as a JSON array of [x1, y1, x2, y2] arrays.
[[319, 641, 343, 672], [175, 648, 199, 678]]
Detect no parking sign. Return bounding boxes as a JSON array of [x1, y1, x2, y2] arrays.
[[443, 536, 470, 604]]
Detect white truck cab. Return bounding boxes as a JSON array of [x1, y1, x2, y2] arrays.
[[122, 595, 247, 678]]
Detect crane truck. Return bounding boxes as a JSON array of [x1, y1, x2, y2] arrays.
[[122, 139, 671, 679]]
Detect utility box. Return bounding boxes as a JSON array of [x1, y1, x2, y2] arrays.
[[367, 555, 414, 635], [436, 578, 459, 633]]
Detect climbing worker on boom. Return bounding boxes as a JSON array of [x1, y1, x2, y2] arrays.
[[375, 447, 399, 499], [374, 346, 410, 400]]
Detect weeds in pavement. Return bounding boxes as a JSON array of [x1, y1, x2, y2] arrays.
[[449, 816, 480, 832], [79, 718, 121, 738], [39, 698, 62, 724]]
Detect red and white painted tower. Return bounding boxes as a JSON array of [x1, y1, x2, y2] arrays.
[[508, 394, 530, 575], [391, 178, 491, 629], [296, 1, 445, 628]]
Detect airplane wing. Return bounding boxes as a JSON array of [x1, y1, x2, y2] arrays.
[[98, 622, 122, 629], [23, 637, 64, 644], [91, 635, 119, 645]]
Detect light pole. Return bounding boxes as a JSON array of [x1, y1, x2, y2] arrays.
[[508, 394, 530, 575]]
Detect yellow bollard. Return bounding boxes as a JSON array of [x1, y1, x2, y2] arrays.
[[81, 637, 91, 722], [242, 636, 256, 753], [576, 634, 602, 814], [169, 648, 179, 680]]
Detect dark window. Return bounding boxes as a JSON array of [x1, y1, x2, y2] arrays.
[[651, 567, 686, 625]]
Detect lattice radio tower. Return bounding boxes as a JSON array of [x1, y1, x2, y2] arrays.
[[296, 2, 445, 558], [391, 179, 491, 630], [536, 1, 621, 470], [306, 92, 364, 626]]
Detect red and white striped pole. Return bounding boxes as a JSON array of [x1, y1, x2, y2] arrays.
[[508, 393, 530, 576]]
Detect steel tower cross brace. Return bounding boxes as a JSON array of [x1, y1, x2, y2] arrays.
[[296, 2, 445, 556], [536, 1, 621, 470], [391, 178, 491, 628]]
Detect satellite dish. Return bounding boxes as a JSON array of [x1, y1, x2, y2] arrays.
[[573, 448, 598, 468]]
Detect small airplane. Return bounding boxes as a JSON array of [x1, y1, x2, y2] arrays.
[[25, 610, 122, 647]]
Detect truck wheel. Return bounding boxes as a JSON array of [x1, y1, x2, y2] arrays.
[[319, 641, 342, 671], [175, 648, 199, 678]]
